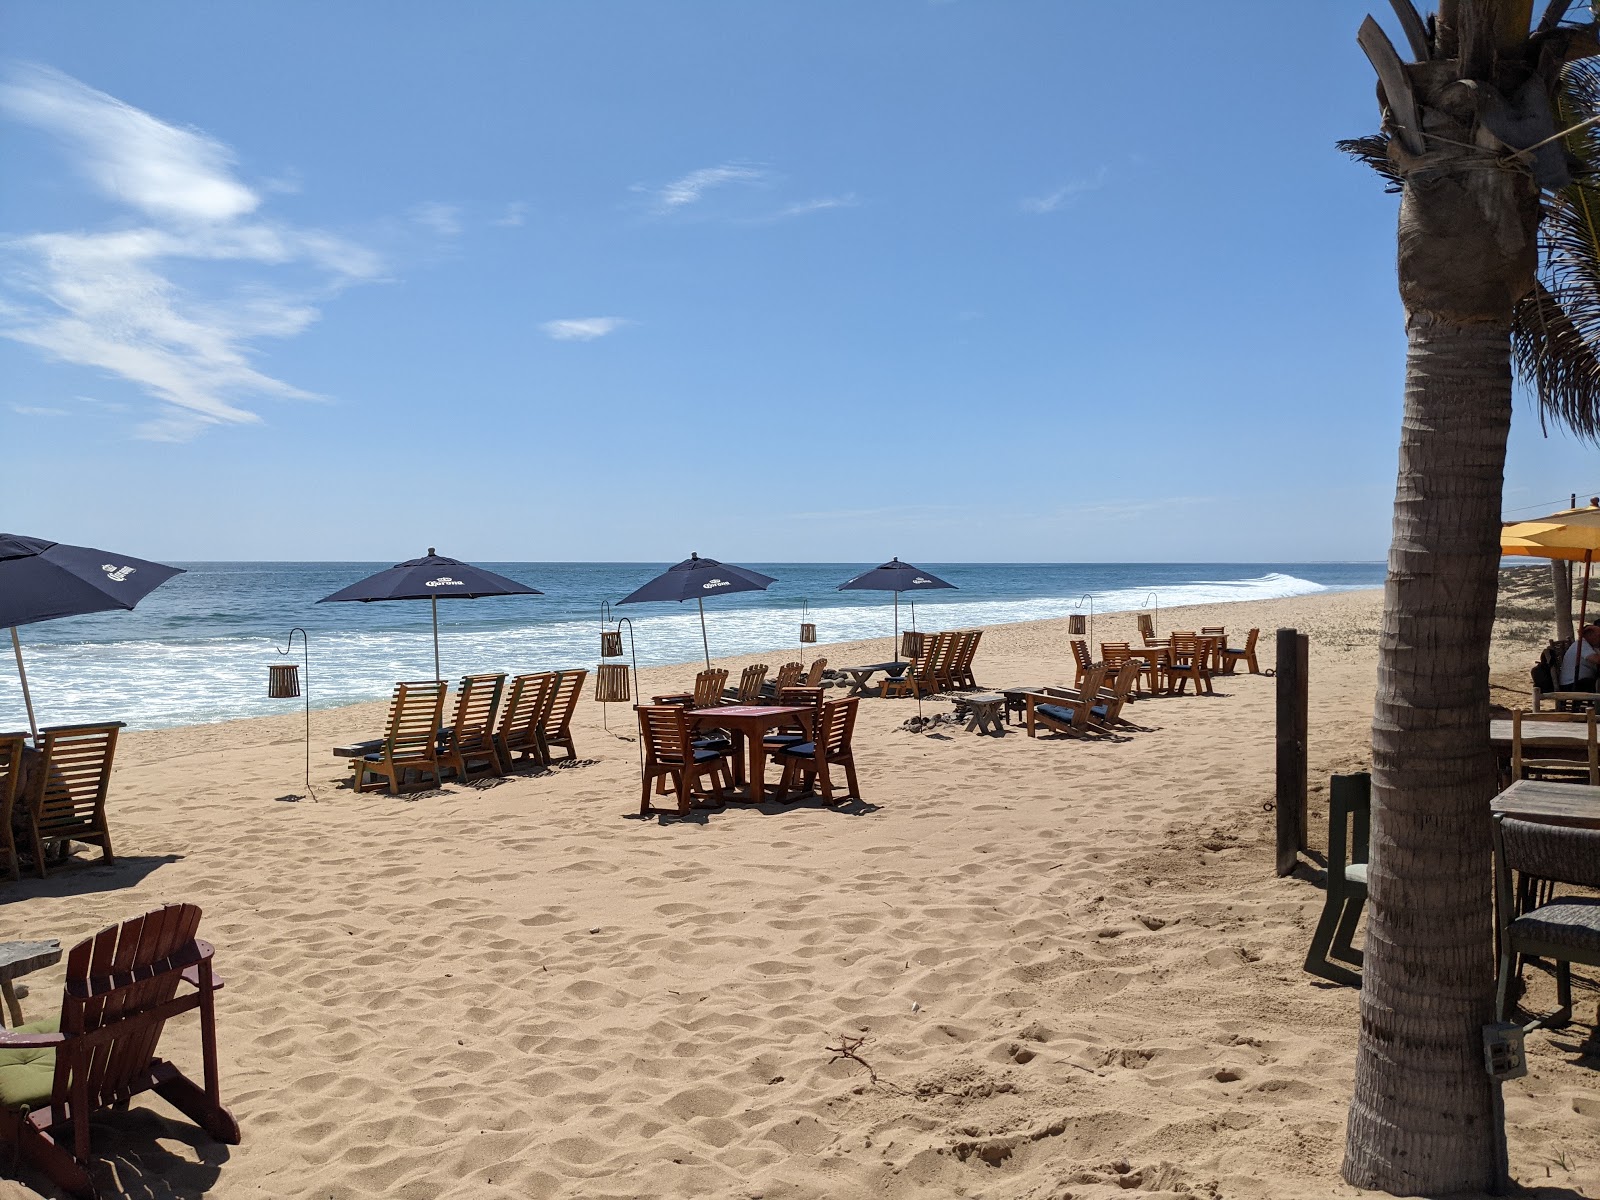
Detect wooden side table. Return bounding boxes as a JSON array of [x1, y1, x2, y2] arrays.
[[0, 939, 62, 1027], [953, 693, 1008, 736]]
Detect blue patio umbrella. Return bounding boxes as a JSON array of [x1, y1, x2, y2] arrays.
[[617, 553, 777, 670], [319, 548, 542, 682], [0, 533, 186, 740], [837, 558, 956, 660]]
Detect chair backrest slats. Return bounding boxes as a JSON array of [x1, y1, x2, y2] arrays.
[[384, 683, 446, 762], [1137, 613, 1155, 641], [1071, 639, 1093, 673], [450, 673, 506, 750], [1511, 708, 1600, 784], [639, 705, 691, 763], [499, 673, 557, 743], [693, 669, 729, 710], [735, 664, 768, 703], [542, 670, 588, 738], [821, 697, 858, 756], [805, 657, 828, 685], [32, 724, 119, 836], [771, 662, 804, 693]]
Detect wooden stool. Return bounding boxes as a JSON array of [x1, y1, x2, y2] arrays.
[[880, 675, 915, 699]]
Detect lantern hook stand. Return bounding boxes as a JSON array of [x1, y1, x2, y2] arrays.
[[1141, 592, 1159, 633], [1073, 594, 1096, 651], [614, 617, 646, 783], [273, 627, 315, 802]]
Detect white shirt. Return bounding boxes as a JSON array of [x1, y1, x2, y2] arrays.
[[1561, 639, 1599, 686]]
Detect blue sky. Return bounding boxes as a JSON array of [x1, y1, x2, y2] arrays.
[[1, 2, 1596, 563]]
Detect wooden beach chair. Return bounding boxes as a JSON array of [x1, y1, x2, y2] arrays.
[[1304, 773, 1370, 988], [23, 724, 119, 877], [692, 669, 728, 710], [0, 733, 24, 882], [637, 706, 732, 816], [1100, 643, 1148, 697], [0, 903, 240, 1199], [540, 669, 587, 763], [1511, 709, 1600, 785], [1220, 629, 1261, 674], [1137, 613, 1160, 646], [354, 682, 447, 794], [904, 633, 951, 699], [1160, 636, 1214, 696], [1023, 666, 1109, 739], [1201, 627, 1227, 671], [1070, 639, 1094, 688], [724, 664, 768, 704], [764, 686, 824, 755], [775, 697, 861, 803], [497, 672, 558, 766], [804, 657, 828, 685], [1090, 660, 1142, 729], [947, 630, 981, 690], [440, 673, 506, 783]]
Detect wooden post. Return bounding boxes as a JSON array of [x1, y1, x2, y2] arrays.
[[1275, 627, 1310, 876]]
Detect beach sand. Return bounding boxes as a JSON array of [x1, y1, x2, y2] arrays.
[[2, 581, 1596, 1200]]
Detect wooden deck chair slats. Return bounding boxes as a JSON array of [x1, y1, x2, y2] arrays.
[[947, 631, 980, 691], [907, 633, 951, 699], [776, 697, 861, 802], [1092, 660, 1142, 728], [692, 669, 728, 711], [1024, 665, 1109, 738], [26, 724, 118, 877], [772, 662, 805, 694], [638, 706, 731, 816], [0, 903, 239, 1198], [0, 733, 24, 881], [497, 672, 558, 765], [1070, 639, 1094, 687], [441, 673, 506, 782], [804, 657, 828, 685], [541, 669, 587, 763], [726, 664, 768, 704], [354, 682, 447, 794], [1137, 613, 1156, 644], [1221, 628, 1260, 674], [1511, 708, 1600, 785]]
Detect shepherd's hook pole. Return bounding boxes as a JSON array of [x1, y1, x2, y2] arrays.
[[10, 628, 38, 743], [276, 628, 315, 802]]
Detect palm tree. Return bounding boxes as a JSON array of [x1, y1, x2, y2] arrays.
[[1340, 1, 1600, 1192]]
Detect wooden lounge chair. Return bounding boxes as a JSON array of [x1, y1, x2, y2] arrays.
[[1089, 660, 1142, 729], [1220, 628, 1261, 675], [440, 673, 506, 782], [1511, 708, 1599, 785], [775, 697, 861, 803], [1137, 613, 1156, 644], [902, 633, 951, 699], [1304, 773, 1369, 988], [762, 662, 804, 699], [1023, 665, 1109, 739], [0, 903, 240, 1199], [354, 681, 447, 794], [947, 631, 981, 690], [540, 669, 587, 763], [1070, 639, 1094, 688], [724, 664, 768, 704], [496, 672, 558, 766], [1493, 814, 1600, 1025], [0, 733, 24, 882], [638, 706, 732, 816], [1160, 636, 1214, 696], [804, 657, 829, 685], [23, 724, 119, 877]]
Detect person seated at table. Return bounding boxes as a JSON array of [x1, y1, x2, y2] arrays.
[[1560, 624, 1600, 692]]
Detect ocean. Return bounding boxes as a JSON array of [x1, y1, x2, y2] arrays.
[[0, 562, 1385, 731]]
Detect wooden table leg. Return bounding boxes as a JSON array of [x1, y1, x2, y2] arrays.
[[747, 732, 767, 802], [729, 731, 747, 787], [1, 979, 22, 1028]]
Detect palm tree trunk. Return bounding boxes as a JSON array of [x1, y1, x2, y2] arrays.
[[1343, 313, 1509, 1193]]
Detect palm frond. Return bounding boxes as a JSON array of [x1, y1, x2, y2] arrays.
[[1513, 280, 1600, 438], [1336, 134, 1403, 192]]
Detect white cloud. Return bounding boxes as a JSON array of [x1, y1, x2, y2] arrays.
[[410, 202, 463, 237], [540, 317, 628, 342], [639, 164, 769, 213], [11, 404, 68, 417], [1021, 167, 1110, 214], [769, 193, 859, 220], [0, 64, 383, 441], [493, 201, 527, 228], [0, 64, 258, 223]]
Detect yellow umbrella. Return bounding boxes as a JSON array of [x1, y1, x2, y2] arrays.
[[1501, 503, 1600, 624]]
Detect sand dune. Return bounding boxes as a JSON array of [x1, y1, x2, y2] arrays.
[[2, 587, 1596, 1199]]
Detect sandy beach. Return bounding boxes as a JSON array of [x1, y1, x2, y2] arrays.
[[2, 582, 1596, 1200]]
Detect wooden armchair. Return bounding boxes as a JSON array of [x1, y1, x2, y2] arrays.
[[0, 903, 240, 1199], [1099, 642, 1146, 696], [1024, 665, 1109, 739], [1304, 773, 1369, 988], [540, 669, 587, 763], [1493, 815, 1600, 1025], [354, 682, 447, 794], [1220, 628, 1261, 674], [440, 673, 506, 782], [1091, 660, 1142, 729], [724, 664, 768, 704], [775, 697, 860, 803], [1511, 708, 1599, 785], [497, 672, 558, 766], [0, 733, 23, 882], [764, 686, 824, 755], [1160, 636, 1214, 696], [24, 724, 119, 876], [637, 706, 732, 816]]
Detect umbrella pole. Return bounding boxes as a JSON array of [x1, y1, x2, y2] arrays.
[[10, 628, 38, 743], [1584, 553, 1593, 628], [698, 597, 711, 670], [431, 595, 442, 683], [894, 592, 899, 662]]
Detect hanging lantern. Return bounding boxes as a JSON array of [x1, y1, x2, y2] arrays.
[[1069, 614, 1087, 636], [601, 630, 623, 657], [800, 623, 817, 644], [595, 662, 631, 703], [268, 662, 301, 699], [901, 630, 925, 661]]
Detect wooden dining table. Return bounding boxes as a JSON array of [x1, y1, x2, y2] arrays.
[[837, 662, 909, 698], [1117, 645, 1169, 694], [1492, 779, 1600, 829], [688, 705, 811, 803]]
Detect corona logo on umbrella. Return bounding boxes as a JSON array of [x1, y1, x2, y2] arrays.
[[425, 576, 464, 588], [101, 564, 136, 582]]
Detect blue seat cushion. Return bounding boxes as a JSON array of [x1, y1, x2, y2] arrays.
[[780, 742, 817, 759], [692, 749, 726, 764], [1035, 704, 1077, 725]]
